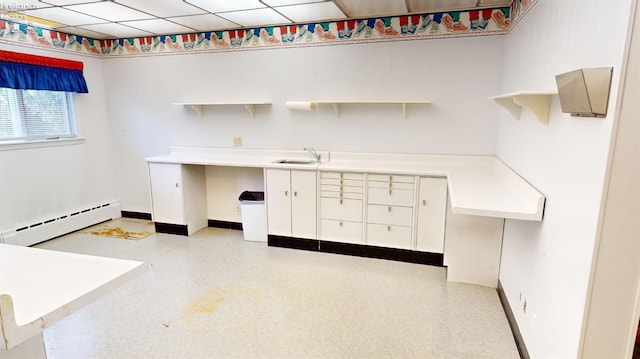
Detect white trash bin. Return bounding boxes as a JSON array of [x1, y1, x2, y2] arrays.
[[238, 191, 267, 242]]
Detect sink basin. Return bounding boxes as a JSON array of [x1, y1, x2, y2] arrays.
[[273, 159, 317, 165]]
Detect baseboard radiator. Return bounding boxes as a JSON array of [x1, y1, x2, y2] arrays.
[[0, 201, 121, 247]]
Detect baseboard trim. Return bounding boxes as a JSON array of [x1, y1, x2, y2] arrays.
[[154, 222, 188, 236], [268, 235, 319, 251], [267, 235, 444, 267], [497, 280, 530, 359], [208, 220, 242, 231], [121, 211, 152, 220]]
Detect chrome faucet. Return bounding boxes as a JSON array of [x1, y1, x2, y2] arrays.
[[304, 147, 321, 162]]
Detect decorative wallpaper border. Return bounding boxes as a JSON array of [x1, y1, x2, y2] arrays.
[[0, 0, 536, 59]]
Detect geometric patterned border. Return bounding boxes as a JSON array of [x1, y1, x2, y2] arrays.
[[0, 0, 535, 59]]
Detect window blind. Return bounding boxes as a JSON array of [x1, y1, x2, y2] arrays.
[[0, 87, 76, 142]]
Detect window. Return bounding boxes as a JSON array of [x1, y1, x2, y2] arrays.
[[0, 87, 77, 143]]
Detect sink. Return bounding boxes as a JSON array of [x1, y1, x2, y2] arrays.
[[273, 159, 317, 165]]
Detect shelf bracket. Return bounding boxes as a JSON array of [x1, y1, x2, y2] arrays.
[[512, 94, 552, 124], [492, 97, 522, 120], [491, 92, 554, 124], [189, 104, 203, 117], [244, 104, 255, 117], [402, 103, 407, 119]]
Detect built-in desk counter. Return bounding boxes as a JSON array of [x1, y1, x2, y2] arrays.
[[147, 147, 545, 221], [1, 244, 146, 358], [146, 147, 545, 288]]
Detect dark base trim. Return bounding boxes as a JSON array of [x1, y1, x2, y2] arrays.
[[121, 211, 152, 220], [267, 235, 444, 267], [268, 235, 319, 251], [497, 280, 529, 359], [155, 222, 188, 236], [208, 220, 243, 231]]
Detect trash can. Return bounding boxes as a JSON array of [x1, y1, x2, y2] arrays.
[[238, 191, 267, 242]]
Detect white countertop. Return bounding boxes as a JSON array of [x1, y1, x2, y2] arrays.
[[146, 147, 545, 221], [0, 244, 147, 350]]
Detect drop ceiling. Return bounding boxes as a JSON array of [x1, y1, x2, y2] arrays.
[[11, 0, 512, 40]]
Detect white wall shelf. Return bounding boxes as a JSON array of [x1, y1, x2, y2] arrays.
[[285, 100, 431, 118], [173, 102, 271, 117], [490, 92, 555, 124]]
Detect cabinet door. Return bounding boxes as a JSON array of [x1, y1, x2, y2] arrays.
[[416, 177, 448, 253], [266, 169, 292, 237], [291, 170, 317, 239], [149, 163, 185, 224]]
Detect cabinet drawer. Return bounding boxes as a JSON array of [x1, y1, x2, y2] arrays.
[[368, 188, 415, 206], [320, 191, 363, 200], [366, 224, 413, 250], [368, 174, 415, 183], [367, 181, 415, 190], [367, 204, 413, 226], [320, 219, 363, 244], [321, 172, 364, 180], [320, 178, 364, 189], [320, 182, 364, 193], [320, 198, 363, 222]]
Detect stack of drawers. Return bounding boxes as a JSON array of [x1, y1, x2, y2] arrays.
[[366, 174, 415, 249], [319, 172, 364, 244]]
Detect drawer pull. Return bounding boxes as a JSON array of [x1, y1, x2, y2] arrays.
[[387, 225, 391, 231], [423, 199, 427, 206], [284, 190, 288, 196], [340, 199, 343, 205], [388, 206, 391, 212], [175, 183, 179, 188], [294, 191, 298, 197], [388, 189, 392, 195], [339, 221, 343, 227]]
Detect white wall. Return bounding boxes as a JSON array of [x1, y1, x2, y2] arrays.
[[102, 37, 506, 214], [0, 44, 116, 233], [495, 0, 633, 357]]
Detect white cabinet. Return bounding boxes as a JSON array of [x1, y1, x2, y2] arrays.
[[265, 169, 316, 239], [366, 174, 415, 250], [318, 171, 364, 244], [416, 177, 448, 253], [148, 163, 207, 235]]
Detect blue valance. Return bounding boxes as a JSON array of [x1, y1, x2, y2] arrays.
[[0, 50, 88, 93]]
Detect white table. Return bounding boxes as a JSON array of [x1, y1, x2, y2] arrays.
[[0, 244, 146, 358]]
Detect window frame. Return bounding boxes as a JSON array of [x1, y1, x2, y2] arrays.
[[0, 87, 80, 149]]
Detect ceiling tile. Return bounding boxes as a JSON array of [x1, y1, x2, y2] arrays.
[[40, 0, 103, 5], [113, 0, 206, 18], [407, 0, 478, 13], [65, 2, 155, 22], [118, 19, 195, 35], [335, 0, 407, 17], [169, 14, 239, 31], [16, 7, 108, 26], [80, 22, 153, 38], [54, 25, 112, 39], [218, 8, 291, 27], [262, 0, 325, 6], [185, 0, 265, 13], [276, 2, 346, 23]]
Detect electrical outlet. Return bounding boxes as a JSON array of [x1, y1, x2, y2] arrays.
[[233, 136, 243, 147]]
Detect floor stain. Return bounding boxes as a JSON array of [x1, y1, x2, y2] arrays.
[[88, 226, 151, 240], [184, 286, 263, 324]]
